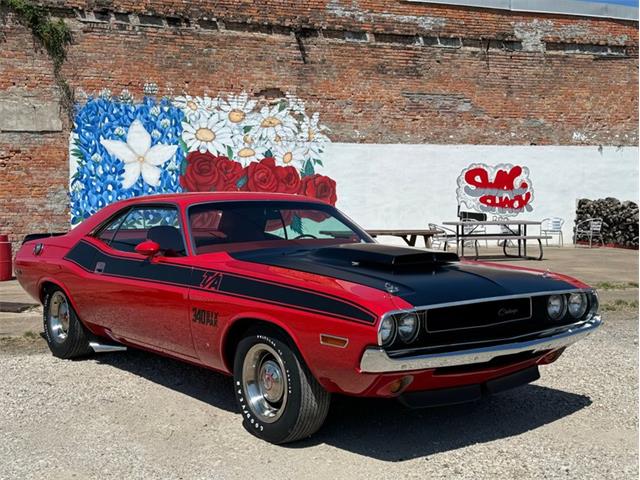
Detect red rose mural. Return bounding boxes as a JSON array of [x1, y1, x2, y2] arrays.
[[216, 156, 245, 190], [180, 151, 222, 192], [275, 164, 302, 194], [299, 174, 337, 206], [179, 152, 338, 206], [180, 152, 246, 193], [244, 157, 280, 192]]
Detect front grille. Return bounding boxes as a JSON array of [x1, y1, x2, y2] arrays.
[[426, 297, 531, 332]]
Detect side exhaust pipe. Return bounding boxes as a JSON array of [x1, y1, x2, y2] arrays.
[[89, 342, 127, 353]]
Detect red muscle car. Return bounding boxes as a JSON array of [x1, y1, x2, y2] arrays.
[[15, 193, 602, 444]]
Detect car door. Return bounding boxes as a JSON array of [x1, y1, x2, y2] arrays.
[[77, 205, 196, 358]]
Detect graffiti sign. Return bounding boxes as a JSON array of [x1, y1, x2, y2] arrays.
[[69, 90, 333, 226], [456, 163, 534, 216]]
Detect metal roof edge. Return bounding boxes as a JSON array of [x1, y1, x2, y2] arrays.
[[405, 0, 639, 21]]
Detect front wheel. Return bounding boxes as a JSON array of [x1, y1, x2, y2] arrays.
[[233, 330, 330, 444]]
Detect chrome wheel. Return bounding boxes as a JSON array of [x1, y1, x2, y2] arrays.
[[242, 344, 288, 424], [48, 291, 70, 343]]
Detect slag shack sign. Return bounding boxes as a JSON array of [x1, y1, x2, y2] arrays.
[[456, 163, 534, 216]]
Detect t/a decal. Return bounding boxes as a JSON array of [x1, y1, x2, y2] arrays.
[[192, 308, 218, 327], [200, 271, 223, 290]]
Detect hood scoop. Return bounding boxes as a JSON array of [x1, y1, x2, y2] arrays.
[[312, 243, 459, 268]]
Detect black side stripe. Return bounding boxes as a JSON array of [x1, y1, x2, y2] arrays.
[[65, 240, 377, 324]]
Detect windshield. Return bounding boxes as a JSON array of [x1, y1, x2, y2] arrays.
[[188, 201, 372, 254]]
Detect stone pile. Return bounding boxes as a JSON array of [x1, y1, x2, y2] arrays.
[[575, 198, 639, 248]]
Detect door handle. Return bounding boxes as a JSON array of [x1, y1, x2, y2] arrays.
[[94, 261, 106, 274]]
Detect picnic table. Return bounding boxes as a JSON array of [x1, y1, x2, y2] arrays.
[[365, 229, 440, 248], [442, 220, 551, 260]]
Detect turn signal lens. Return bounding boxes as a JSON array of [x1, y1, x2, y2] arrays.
[[397, 313, 419, 343], [378, 316, 396, 346], [587, 291, 600, 319], [547, 295, 566, 321], [568, 293, 588, 318]]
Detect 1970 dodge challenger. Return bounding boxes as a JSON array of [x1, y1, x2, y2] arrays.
[[15, 192, 602, 444]]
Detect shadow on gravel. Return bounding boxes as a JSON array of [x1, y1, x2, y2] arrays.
[[94, 349, 238, 413], [92, 349, 591, 460], [291, 384, 592, 461]]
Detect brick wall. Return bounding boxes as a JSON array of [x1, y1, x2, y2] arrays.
[[0, 0, 638, 247]]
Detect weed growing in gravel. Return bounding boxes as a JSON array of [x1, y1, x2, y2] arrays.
[[594, 281, 639, 290], [601, 299, 640, 312]]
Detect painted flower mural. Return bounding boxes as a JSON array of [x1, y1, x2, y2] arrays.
[[99, 120, 178, 188], [69, 95, 184, 225], [69, 90, 333, 226]]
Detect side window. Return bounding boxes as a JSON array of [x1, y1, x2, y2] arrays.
[[96, 209, 130, 244], [109, 207, 185, 255]]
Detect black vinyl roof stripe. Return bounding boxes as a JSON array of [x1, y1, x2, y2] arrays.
[[189, 286, 375, 324], [77, 238, 376, 319], [84, 239, 375, 318], [73, 239, 373, 311], [64, 239, 377, 324]]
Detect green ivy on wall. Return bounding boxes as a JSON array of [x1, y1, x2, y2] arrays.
[[1, 0, 74, 119]]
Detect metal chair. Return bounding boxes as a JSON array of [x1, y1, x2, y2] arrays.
[[573, 218, 604, 248], [541, 217, 565, 246], [428, 223, 456, 251], [461, 218, 488, 248], [429, 223, 478, 256], [493, 215, 516, 248]]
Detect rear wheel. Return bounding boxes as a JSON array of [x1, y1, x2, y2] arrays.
[[233, 330, 330, 444], [43, 288, 93, 359]]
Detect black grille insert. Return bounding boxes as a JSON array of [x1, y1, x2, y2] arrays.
[[426, 297, 532, 332]]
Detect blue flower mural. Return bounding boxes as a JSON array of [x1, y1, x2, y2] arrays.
[[69, 96, 184, 225]]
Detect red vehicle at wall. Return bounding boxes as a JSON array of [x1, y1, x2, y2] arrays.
[[15, 192, 602, 444]]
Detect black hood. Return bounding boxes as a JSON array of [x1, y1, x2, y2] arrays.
[[229, 243, 576, 307]]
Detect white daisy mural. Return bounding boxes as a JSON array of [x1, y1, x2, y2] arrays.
[[181, 115, 234, 155], [219, 92, 257, 128], [299, 112, 330, 159], [173, 94, 217, 122], [273, 140, 307, 170], [254, 104, 298, 142]]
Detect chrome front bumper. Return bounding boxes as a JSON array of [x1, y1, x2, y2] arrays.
[[359, 316, 602, 373]]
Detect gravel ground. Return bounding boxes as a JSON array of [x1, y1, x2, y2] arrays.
[[0, 310, 637, 480]]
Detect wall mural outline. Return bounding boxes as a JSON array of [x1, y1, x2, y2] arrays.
[[456, 163, 534, 216], [69, 90, 334, 229]]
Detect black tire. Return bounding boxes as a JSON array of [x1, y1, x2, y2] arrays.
[[43, 287, 93, 359], [233, 329, 331, 444]]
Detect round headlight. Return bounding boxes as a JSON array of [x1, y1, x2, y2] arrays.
[[568, 293, 588, 318], [547, 295, 566, 321], [378, 316, 396, 346], [397, 313, 419, 343]]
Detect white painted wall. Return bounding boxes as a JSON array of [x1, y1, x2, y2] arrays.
[[322, 144, 639, 244]]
